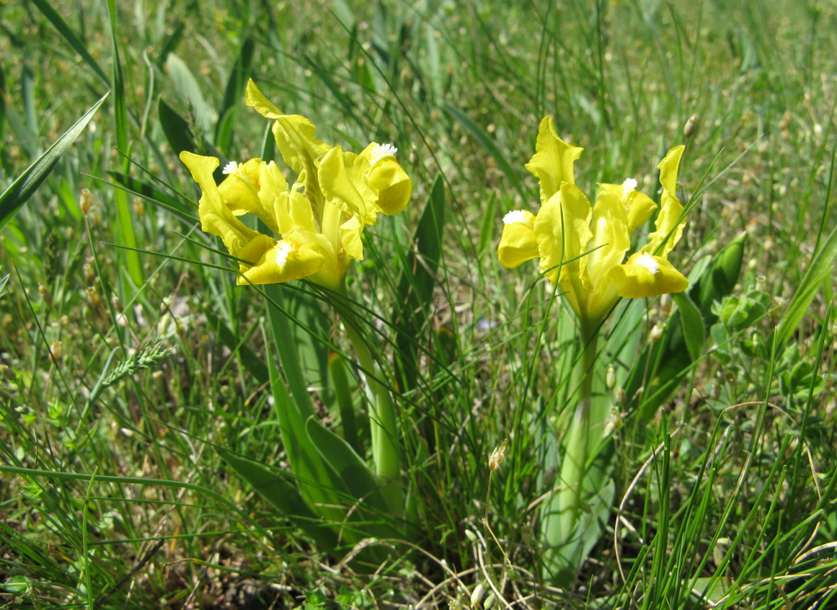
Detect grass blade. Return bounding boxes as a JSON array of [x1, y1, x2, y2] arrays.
[[0, 92, 108, 231], [107, 0, 143, 289], [395, 175, 446, 391], [30, 0, 110, 86], [774, 223, 837, 347], [444, 103, 526, 201]]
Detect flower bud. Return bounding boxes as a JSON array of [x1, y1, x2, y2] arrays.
[[483, 593, 496, 610], [87, 286, 100, 307], [39, 284, 53, 304], [606, 365, 616, 390], [470, 583, 485, 608], [684, 115, 698, 138], [50, 340, 62, 360], [650, 322, 664, 343]]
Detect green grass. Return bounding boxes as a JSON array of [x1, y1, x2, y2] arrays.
[[1, 0, 836, 608]]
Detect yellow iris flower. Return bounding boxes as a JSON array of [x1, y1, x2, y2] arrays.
[[498, 116, 689, 325], [180, 80, 411, 291]]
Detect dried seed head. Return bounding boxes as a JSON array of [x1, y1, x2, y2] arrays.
[[80, 188, 93, 214], [488, 440, 507, 472]]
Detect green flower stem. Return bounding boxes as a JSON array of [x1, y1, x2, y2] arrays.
[[333, 289, 403, 512], [548, 324, 599, 553]]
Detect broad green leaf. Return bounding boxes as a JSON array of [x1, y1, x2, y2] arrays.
[[166, 52, 216, 136], [217, 37, 255, 134], [158, 97, 197, 156], [0, 93, 108, 232], [673, 291, 705, 361], [444, 104, 526, 201], [215, 108, 237, 156], [329, 352, 360, 454], [695, 233, 747, 327], [305, 418, 393, 519], [264, 307, 353, 541], [395, 175, 446, 392], [477, 192, 497, 256], [216, 448, 339, 552], [157, 20, 186, 68], [265, 285, 331, 416], [774, 224, 837, 347]]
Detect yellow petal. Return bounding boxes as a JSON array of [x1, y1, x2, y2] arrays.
[[534, 183, 592, 285], [218, 158, 281, 235], [245, 79, 282, 119], [605, 252, 689, 299], [318, 147, 374, 222], [339, 214, 364, 260], [497, 210, 538, 268], [369, 159, 411, 215], [584, 191, 629, 289], [625, 190, 658, 234], [179, 151, 261, 256], [238, 237, 326, 285], [258, 160, 289, 217], [525, 116, 583, 203], [597, 183, 658, 235], [643, 145, 686, 257], [285, 183, 319, 234], [659, 145, 685, 196]]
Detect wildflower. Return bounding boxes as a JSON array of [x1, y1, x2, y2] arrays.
[[498, 116, 689, 327], [180, 80, 411, 290]]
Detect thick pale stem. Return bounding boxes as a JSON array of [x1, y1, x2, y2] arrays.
[[547, 324, 598, 551], [335, 290, 403, 511]]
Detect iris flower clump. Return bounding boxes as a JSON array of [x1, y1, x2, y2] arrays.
[[180, 79, 411, 291], [180, 80, 412, 500], [498, 116, 690, 578], [498, 116, 688, 330]]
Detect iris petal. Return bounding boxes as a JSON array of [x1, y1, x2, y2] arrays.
[[525, 116, 583, 203]]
